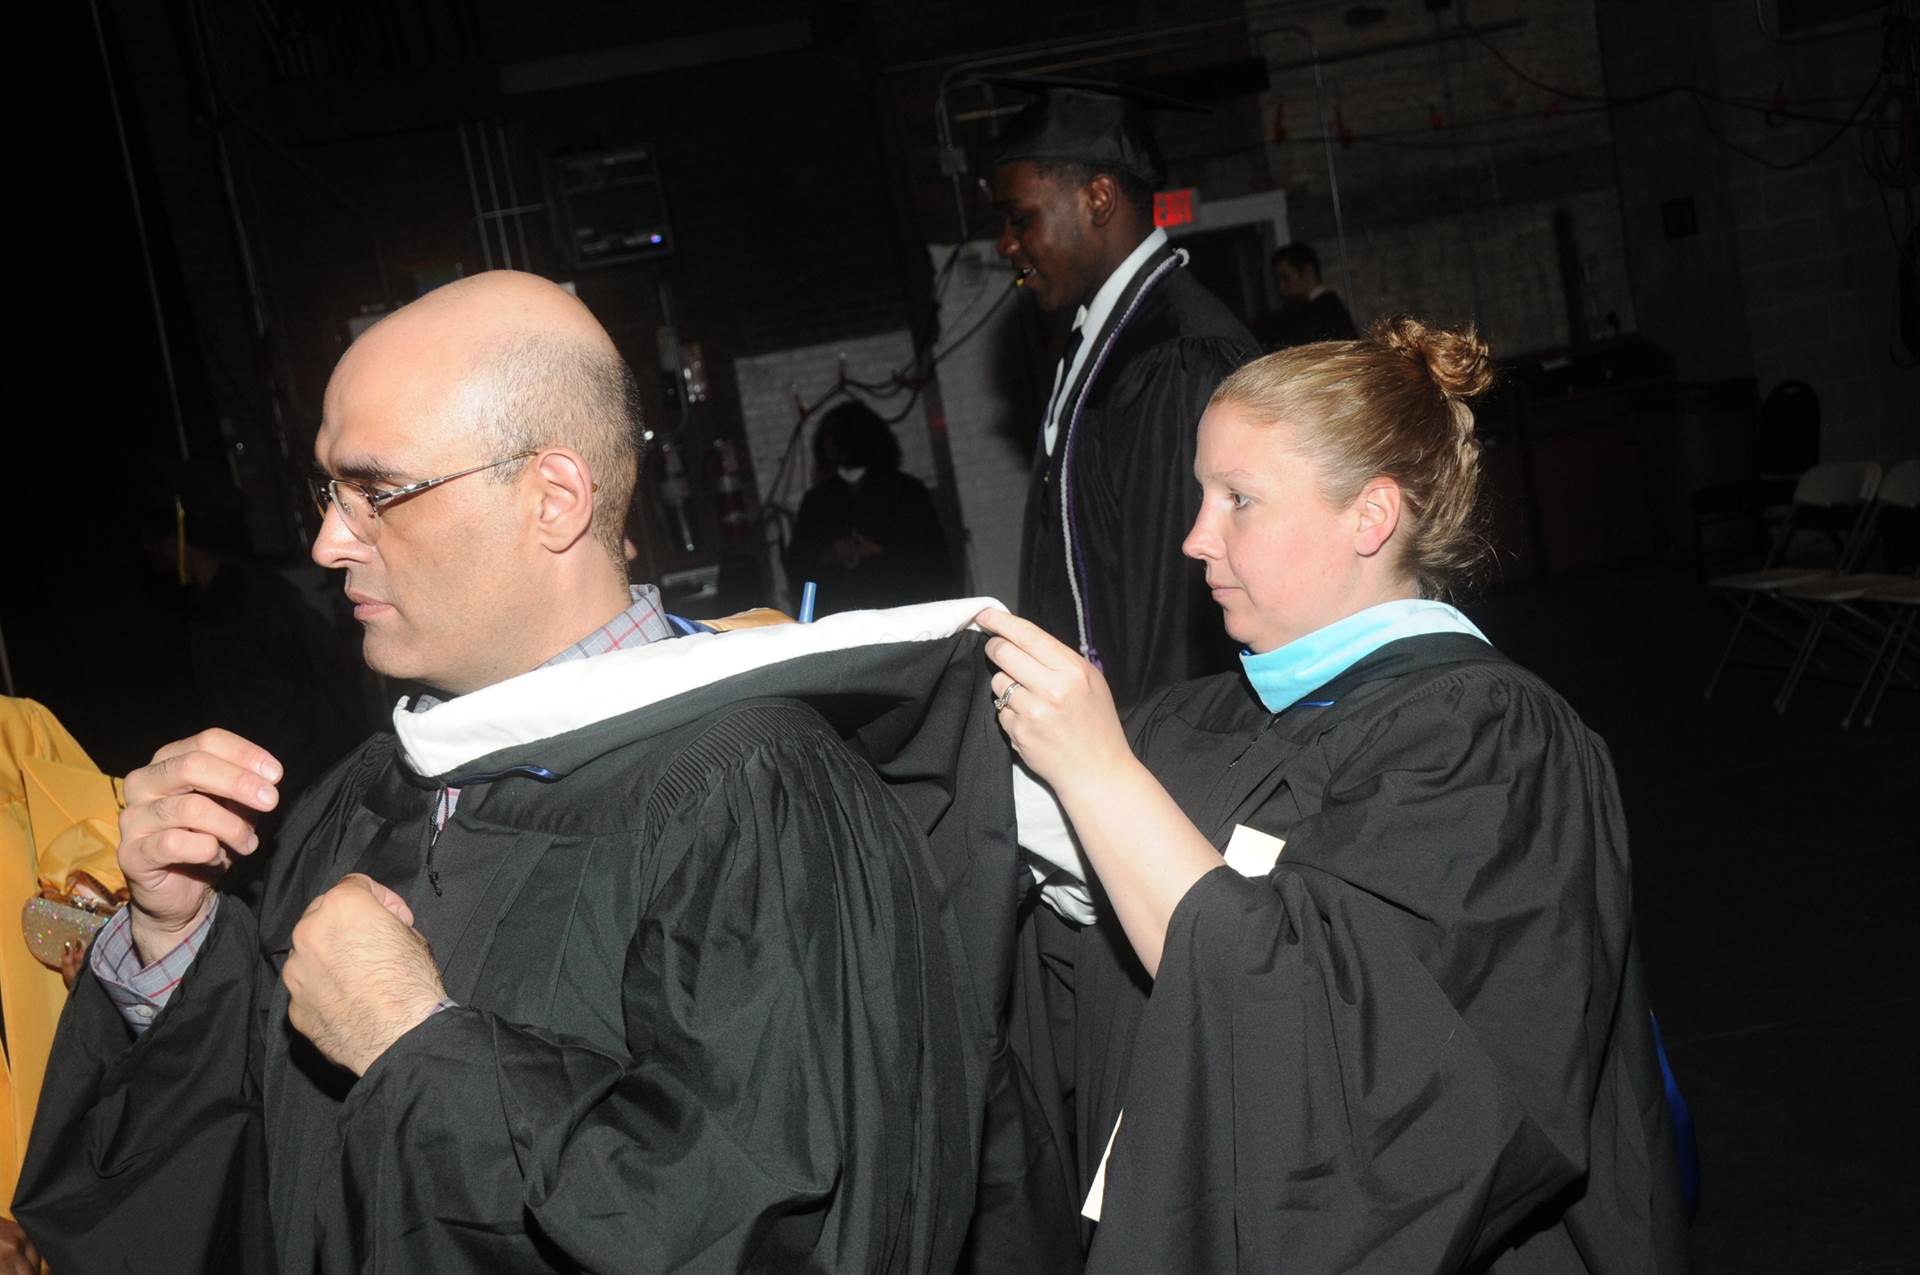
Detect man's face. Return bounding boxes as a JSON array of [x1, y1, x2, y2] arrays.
[[991, 161, 1096, 314], [1273, 260, 1315, 301], [310, 347, 536, 694]]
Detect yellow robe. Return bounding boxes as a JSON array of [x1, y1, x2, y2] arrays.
[[0, 700, 124, 1218]]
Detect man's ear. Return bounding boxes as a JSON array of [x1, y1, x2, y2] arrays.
[[1353, 476, 1403, 558], [528, 448, 597, 553], [1083, 173, 1119, 230]]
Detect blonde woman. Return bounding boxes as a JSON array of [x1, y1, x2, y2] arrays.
[[982, 319, 1688, 1272]]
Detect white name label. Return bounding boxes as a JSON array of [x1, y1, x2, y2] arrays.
[[1224, 823, 1287, 877]]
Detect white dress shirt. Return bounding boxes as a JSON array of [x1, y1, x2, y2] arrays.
[[1042, 226, 1171, 455]]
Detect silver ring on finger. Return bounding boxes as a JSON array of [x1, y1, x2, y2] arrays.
[[993, 682, 1020, 712]]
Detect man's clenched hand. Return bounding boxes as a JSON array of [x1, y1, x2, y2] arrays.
[[283, 874, 447, 1077]]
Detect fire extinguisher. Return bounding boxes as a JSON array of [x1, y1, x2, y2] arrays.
[[655, 437, 697, 554], [709, 438, 749, 544]]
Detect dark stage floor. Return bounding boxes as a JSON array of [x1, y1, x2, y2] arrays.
[[1473, 565, 1918, 1275]]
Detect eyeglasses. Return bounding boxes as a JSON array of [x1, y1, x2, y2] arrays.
[[311, 450, 536, 545]]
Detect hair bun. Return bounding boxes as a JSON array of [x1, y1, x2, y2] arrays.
[[1369, 315, 1495, 403]]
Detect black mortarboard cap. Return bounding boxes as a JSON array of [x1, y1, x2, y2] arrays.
[[983, 75, 1204, 187]]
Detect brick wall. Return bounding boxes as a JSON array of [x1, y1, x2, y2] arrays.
[[1600, 0, 1916, 460], [1254, 0, 1636, 359], [1596, 1, 1758, 383], [1709, 2, 1915, 460]]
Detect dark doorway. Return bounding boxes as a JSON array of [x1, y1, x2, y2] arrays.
[[1174, 223, 1267, 327]]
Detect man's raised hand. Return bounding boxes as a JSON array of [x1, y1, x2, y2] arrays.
[[117, 729, 281, 964]]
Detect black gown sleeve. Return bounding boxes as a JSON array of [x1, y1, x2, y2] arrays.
[[12, 737, 392, 1272], [1090, 338, 1246, 707], [325, 711, 972, 1272], [1088, 670, 1680, 1272], [12, 900, 276, 1273]]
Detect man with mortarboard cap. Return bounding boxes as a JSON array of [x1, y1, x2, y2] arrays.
[[989, 76, 1258, 713], [987, 77, 1258, 1264]]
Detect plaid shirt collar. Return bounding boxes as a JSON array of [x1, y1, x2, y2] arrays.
[[412, 584, 673, 714], [545, 583, 674, 664]]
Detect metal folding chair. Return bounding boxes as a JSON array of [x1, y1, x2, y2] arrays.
[[1702, 460, 1881, 700], [1845, 577, 1920, 728], [1772, 460, 1920, 714]]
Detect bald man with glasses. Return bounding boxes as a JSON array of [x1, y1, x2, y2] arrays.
[[16, 272, 987, 1273]]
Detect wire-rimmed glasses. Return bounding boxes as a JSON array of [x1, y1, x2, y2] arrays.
[[311, 450, 536, 544]]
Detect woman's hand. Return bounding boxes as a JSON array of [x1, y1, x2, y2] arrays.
[[974, 608, 1224, 978], [975, 608, 1132, 794]]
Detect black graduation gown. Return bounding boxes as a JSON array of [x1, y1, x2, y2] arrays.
[[1031, 635, 1690, 1272], [1018, 245, 1259, 711], [15, 626, 1071, 1273]]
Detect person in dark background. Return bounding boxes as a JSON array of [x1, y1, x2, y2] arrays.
[[784, 399, 957, 615], [17, 272, 978, 1273], [139, 460, 373, 877], [1252, 240, 1359, 351], [990, 77, 1260, 713], [989, 79, 1260, 1272]]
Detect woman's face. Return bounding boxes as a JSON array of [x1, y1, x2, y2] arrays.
[[1182, 404, 1380, 654]]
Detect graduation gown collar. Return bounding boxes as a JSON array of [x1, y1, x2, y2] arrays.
[[1073, 228, 1170, 351], [1058, 238, 1183, 424], [1050, 243, 1189, 666], [390, 597, 1002, 783], [1239, 599, 1488, 714]]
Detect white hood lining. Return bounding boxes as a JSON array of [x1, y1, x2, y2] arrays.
[[392, 597, 1002, 778]]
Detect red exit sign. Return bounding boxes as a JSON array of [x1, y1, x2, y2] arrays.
[[1153, 187, 1199, 228]]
